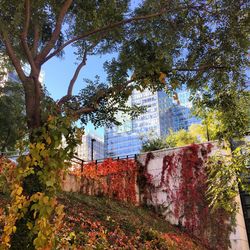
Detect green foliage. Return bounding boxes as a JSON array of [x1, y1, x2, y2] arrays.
[[188, 123, 208, 142], [1, 112, 81, 249], [0, 0, 249, 129], [165, 129, 199, 148], [67, 77, 144, 128], [141, 137, 168, 152], [206, 143, 250, 220], [142, 120, 231, 151], [0, 81, 27, 152], [192, 84, 250, 141]]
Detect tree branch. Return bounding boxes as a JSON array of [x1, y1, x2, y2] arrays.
[[23, 0, 30, 35], [67, 49, 88, 97], [43, 3, 215, 64], [43, 7, 172, 63], [0, 31, 27, 83], [74, 106, 96, 115], [32, 23, 40, 57], [58, 40, 103, 106], [35, 0, 73, 64], [60, 62, 226, 115], [20, 0, 39, 76], [62, 78, 135, 116], [172, 65, 227, 72]]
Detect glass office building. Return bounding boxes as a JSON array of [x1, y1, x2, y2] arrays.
[[104, 87, 200, 158], [104, 89, 173, 157], [170, 89, 201, 131]]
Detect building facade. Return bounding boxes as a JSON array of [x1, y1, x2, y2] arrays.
[[75, 133, 104, 161], [104, 89, 174, 158], [104, 88, 200, 158], [169, 89, 201, 132]]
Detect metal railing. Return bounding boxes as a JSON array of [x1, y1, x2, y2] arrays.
[[71, 154, 137, 168]]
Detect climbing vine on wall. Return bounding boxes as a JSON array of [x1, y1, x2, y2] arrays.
[[140, 143, 235, 250], [72, 158, 137, 204]]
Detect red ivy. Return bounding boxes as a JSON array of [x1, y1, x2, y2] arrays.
[[141, 143, 233, 250], [71, 158, 137, 204]]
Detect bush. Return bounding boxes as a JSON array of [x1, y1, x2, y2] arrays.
[[141, 138, 169, 152]]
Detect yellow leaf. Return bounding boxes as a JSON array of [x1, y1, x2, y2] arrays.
[[2, 235, 10, 244], [43, 196, 49, 204], [159, 72, 166, 84], [46, 136, 52, 145], [36, 143, 45, 151], [27, 222, 33, 230], [26, 155, 31, 162], [16, 186, 23, 196], [48, 115, 54, 122]]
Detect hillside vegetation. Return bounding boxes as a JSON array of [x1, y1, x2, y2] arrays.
[[0, 192, 206, 249], [58, 192, 205, 249]]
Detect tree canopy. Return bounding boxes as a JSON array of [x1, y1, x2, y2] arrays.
[[0, 0, 249, 132]]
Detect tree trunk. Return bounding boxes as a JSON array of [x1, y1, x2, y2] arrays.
[[23, 77, 42, 132], [10, 77, 44, 250]]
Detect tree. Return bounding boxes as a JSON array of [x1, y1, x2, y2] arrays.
[[188, 123, 208, 142], [141, 137, 169, 152], [192, 89, 250, 142], [0, 1, 249, 249], [141, 124, 207, 151], [0, 81, 27, 153], [165, 128, 199, 147]]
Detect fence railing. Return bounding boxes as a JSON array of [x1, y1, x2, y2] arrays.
[[71, 154, 137, 170], [71, 154, 137, 164]]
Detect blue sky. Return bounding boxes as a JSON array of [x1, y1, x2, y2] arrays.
[[42, 47, 109, 100]]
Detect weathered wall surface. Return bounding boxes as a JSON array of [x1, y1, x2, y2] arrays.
[[62, 159, 138, 204], [137, 144, 249, 250], [230, 195, 249, 250], [62, 173, 81, 192]]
